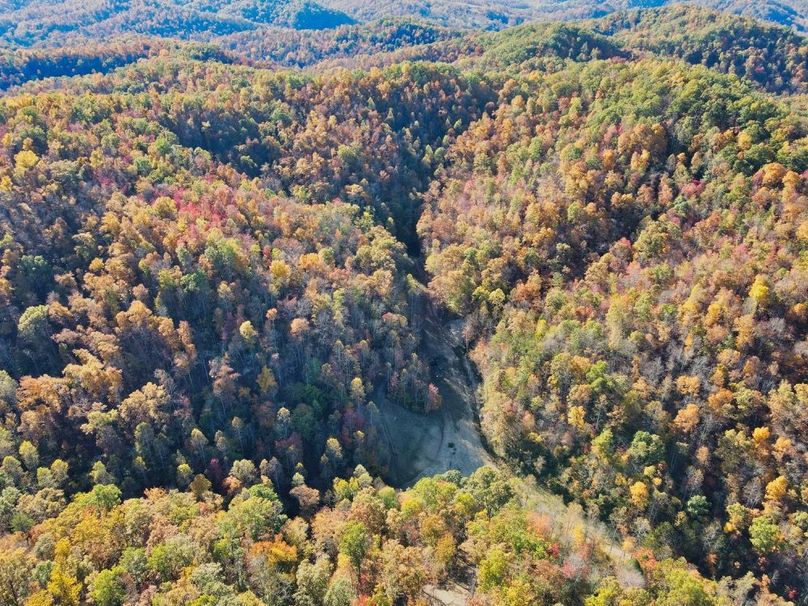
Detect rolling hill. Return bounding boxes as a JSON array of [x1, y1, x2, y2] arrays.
[[0, 0, 354, 47], [0, 2, 806, 605], [320, 0, 808, 31]]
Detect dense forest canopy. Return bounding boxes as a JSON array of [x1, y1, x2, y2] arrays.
[[316, 0, 808, 32], [0, 1, 806, 606], [0, 0, 355, 48], [0, 0, 806, 50]]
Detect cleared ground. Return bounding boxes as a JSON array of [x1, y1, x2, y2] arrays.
[[374, 304, 645, 596], [375, 308, 491, 487]]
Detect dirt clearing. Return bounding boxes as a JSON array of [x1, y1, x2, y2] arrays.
[[374, 308, 491, 487]]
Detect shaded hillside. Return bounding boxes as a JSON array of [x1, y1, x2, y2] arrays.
[[216, 8, 806, 97], [0, 0, 354, 47], [218, 18, 461, 68], [592, 5, 808, 93], [0, 0, 805, 46], [321, 0, 808, 31], [694, 0, 808, 32], [0, 39, 249, 90]]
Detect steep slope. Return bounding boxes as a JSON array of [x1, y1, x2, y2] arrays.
[[0, 39, 252, 91], [0, 38, 166, 90], [592, 5, 808, 93], [0, 53, 497, 496], [418, 56, 808, 601], [0, 5, 807, 606], [217, 18, 461, 68]]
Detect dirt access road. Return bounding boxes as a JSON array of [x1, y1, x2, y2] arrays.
[[373, 305, 491, 487]]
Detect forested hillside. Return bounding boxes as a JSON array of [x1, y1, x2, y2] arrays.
[[0, 2, 806, 606], [591, 5, 808, 93], [0, 0, 805, 50], [318, 0, 808, 32], [218, 19, 462, 68], [419, 55, 808, 600], [697, 0, 808, 32], [0, 0, 354, 47]]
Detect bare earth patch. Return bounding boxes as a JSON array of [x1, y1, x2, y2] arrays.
[[373, 305, 645, 593], [374, 308, 491, 487]]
